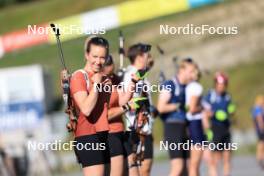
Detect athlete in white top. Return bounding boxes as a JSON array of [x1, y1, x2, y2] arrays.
[[186, 81, 203, 121], [121, 43, 155, 176], [122, 65, 154, 134], [185, 63, 205, 176]]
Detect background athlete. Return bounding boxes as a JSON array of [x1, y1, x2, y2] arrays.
[[140, 54, 157, 176], [102, 55, 138, 176], [251, 95, 264, 169], [157, 59, 196, 176], [203, 72, 236, 176], [122, 43, 153, 176], [185, 62, 205, 176]]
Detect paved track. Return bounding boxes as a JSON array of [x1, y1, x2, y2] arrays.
[[151, 155, 263, 176], [61, 155, 263, 176]]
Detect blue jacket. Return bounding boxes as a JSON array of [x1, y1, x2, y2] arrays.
[[203, 89, 233, 127], [160, 77, 186, 123]]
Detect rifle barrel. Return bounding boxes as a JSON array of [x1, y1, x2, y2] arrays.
[[156, 45, 164, 55], [119, 30, 124, 69], [50, 23, 67, 70]]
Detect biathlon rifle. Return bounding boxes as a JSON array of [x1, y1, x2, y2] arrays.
[[156, 45, 166, 84], [172, 56, 179, 74], [157, 45, 180, 82], [116, 30, 126, 80], [131, 45, 152, 166], [50, 23, 77, 133]]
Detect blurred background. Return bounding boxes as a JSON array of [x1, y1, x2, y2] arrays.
[[0, 0, 263, 175]]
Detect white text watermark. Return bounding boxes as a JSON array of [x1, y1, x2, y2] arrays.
[[27, 140, 106, 151], [160, 24, 238, 35], [27, 24, 106, 35], [160, 140, 238, 151]]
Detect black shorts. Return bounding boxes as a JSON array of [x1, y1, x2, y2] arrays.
[[108, 132, 125, 157], [164, 122, 189, 159], [144, 134, 154, 159], [123, 131, 139, 157], [0, 148, 6, 158], [212, 124, 231, 151], [188, 119, 205, 144], [256, 129, 264, 141], [257, 132, 264, 141], [74, 132, 110, 168], [124, 131, 154, 160]]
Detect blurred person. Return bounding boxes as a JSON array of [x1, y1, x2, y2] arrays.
[[201, 103, 214, 174], [185, 63, 205, 176], [139, 54, 158, 176], [0, 148, 16, 176], [102, 55, 138, 176], [203, 72, 236, 176], [70, 36, 111, 176], [251, 95, 264, 169], [157, 59, 197, 176], [122, 43, 154, 176]]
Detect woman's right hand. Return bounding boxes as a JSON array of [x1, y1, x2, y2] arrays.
[[92, 73, 103, 83]]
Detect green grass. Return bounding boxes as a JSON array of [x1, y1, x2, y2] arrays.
[[0, 0, 229, 96], [200, 57, 264, 130], [0, 0, 125, 34], [234, 143, 256, 155], [0, 0, 263, 134], [227, 58, 264, 129]]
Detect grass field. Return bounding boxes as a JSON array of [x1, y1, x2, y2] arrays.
[[0, 0, 125, 34], [0, 0, 263, 134]]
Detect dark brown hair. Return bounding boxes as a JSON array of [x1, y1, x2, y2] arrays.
[[84, 36, 109, 55], [127, 43, 151, 64]]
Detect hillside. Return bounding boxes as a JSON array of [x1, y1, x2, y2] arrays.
[[0, 0, 263, 130]]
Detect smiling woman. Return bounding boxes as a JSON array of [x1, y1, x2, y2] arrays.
[[69, 36, 112, 176]]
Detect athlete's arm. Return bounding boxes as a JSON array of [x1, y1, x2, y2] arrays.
[[108, 107, 125, 121], [189, 96, 202, 114], [256, 115, 264, 131], [202, 92, 213, 118], [73, 91, 98, 117], [73, 73, 102, 116], [117, 73, 139, 106], [157, 89, 179, 113], [108, 102, 133, 121], [118, 81, 136, 106]]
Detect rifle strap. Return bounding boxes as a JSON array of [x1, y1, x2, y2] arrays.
[[66, 69, 90, 133], [72, 69, 90, 91]]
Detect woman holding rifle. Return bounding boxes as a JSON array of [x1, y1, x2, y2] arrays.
[[70, 36, 111, 176]]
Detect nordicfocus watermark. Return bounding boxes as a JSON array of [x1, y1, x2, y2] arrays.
[[160, 140, 238, 151], [27, 24, 106, 35], [93, 83, 172, 93], [160, 24, 238, 35], [27, 140, 106, 151]]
